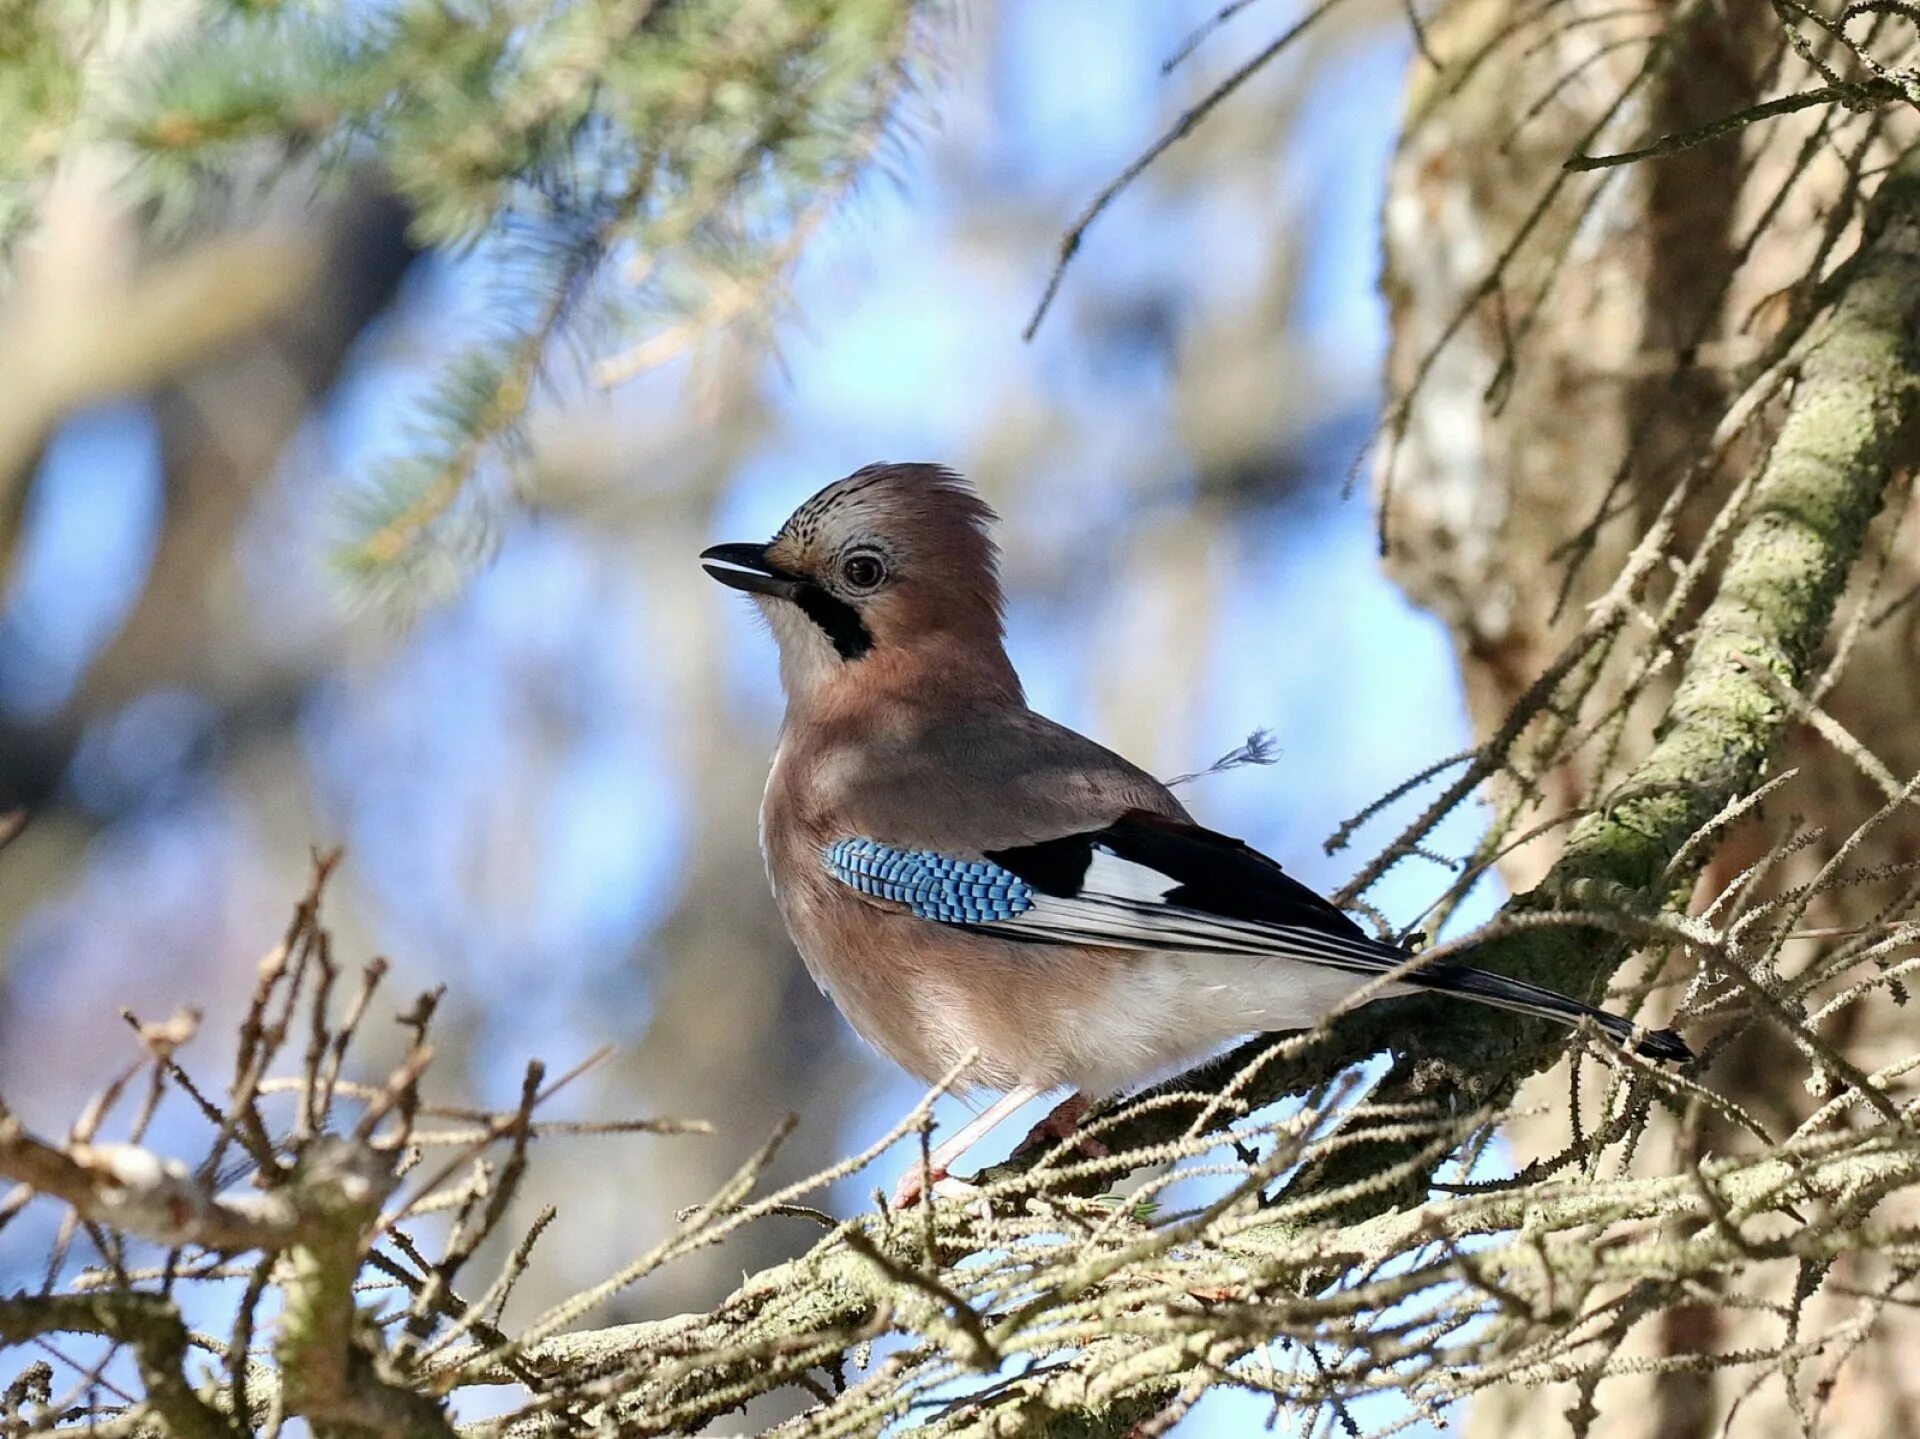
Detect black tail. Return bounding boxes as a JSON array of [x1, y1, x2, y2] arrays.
[[1213, 919, 1695, 1063], [1407, 961, 1692, 1062]]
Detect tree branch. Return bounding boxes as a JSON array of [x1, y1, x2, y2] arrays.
[[0, 1293, 236, 1439], [0, 1116, 308, 1253], [1294, 141, 1920, 1215]]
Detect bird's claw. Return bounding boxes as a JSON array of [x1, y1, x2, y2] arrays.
[[1013, 1092, 1109, 1161], [889, 1164, 946, 1210], [890, 1167, 988, 1212]]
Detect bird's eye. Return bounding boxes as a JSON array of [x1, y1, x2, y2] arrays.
[[839, 550, 888, 593]]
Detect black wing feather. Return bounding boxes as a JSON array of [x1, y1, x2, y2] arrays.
[[988, 810, 1366, 938], [984, 810, 1690, 1063]]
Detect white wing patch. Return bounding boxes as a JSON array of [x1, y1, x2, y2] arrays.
[[1003, 845, 1389, 966], [1082, 846, 1181, 904]]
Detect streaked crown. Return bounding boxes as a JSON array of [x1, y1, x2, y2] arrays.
[[701, 462, 1017, 707]]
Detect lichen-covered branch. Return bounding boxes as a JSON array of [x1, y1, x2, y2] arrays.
[[0, 1294, 235, 1439], [275, 1144, 454, 1439], [1291, 140, 1920, 1216], [8, 799, 1920, 1437], [0, 1118, 308, 1254]]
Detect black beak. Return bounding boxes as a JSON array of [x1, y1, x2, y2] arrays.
[[699, 542, 804, 600]]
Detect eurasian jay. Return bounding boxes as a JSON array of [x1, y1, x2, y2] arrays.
[[702, 464, 1688, 1205]]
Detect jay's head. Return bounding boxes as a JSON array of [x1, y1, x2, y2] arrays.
[[701, 463, 1015, 706]]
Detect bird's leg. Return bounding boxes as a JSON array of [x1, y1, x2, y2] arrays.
[[890, 1084, 1045, 1209], [1012, 1091, 1109, 1161]]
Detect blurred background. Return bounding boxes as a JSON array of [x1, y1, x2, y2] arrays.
[[0, 2, 1488, 1430]]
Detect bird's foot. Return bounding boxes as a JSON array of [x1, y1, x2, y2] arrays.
[[889, 1166, 987, 1210], [890, 1163, 946, 1210], [1013, 1092, 1110, 1161]]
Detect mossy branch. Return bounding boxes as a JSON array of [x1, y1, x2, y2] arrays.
[[0, 1293, 236, 1439], [11, 842, 1920, 1433], [1293, 143, 1920, 1216]]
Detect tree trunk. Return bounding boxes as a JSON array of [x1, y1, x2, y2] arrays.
[[1379, 6, 1920, 1434]]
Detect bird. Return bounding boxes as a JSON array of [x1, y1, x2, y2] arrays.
[[701, 463, 1690, 1206]]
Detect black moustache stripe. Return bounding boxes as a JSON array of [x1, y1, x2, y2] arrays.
[[794, 584, 873, 660]]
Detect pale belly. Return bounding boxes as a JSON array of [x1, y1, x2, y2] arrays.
[[1027, 952, 1399, 1095], [793, 914, 1397, 1098]]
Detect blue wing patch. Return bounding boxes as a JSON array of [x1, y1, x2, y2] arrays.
[[824, 838, 1034, 924]]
